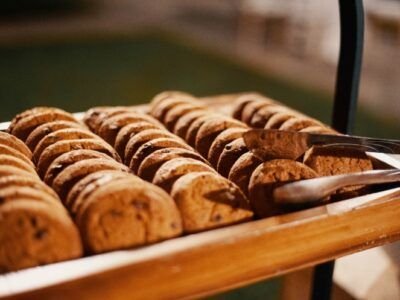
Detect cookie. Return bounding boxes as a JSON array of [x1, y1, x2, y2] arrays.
[[228, 152, 262, 196], [0, 132, 32, 159], [231, 93, 267, 120], [0, 175, 58, 199], [32, 128, 99, 163], [75, 176, 182, 253], [216, 138, 249, 177], [0, 166, 37, 179], [185, 114, 224, 147], [137, 147, 209, 182], [7, 107, 58, 133], [0, 154, 37, 176], [97, 112, 164, 146], [25, 120, 84, 151], [51, 158, 130, 202], [249, 105, 291, 128], [0, 186, 63, 209], [170, 172, 253, 232], [150, 96, 197, 122], [37, 139, 121, 178], [164, 103, 205, 131], [248, 159, 318, 218], [114, 122, 160, 159], [153, 158, 216, 193], [0, 144, 35, 167], [299, 126, 337, 135], [124, 129, 179, 165], [264, 112, 296, 129], [195, 118, 248, 157], [44, 149, 114, 186], [173, 110, 208, 138], [241, 101, 274, 125], [279, 117, 323, 132], [0, 199, 82, 272], [150, 90, 194, 109], [207, 128, 248, 168], [129, 138, 193, 174], [9, 109, 79, 141]]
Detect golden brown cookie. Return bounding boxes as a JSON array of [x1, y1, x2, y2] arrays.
[[9, 109, 79, 141], [52, 158, 130, 202], [0, 166, 37, 179], [123, 129, 179, 165], [241, 101, 274, 125], [75, 176, 182, 253], [137, 147, 209, 181], [25, 120, 84, 151], [185, 114, 224, 147], [207, 128, 248, 168], [0, 175, 58, 199], [248, 159, 318, 218], [0, 154, 37, 176], [129, 138, 193, 174], [173, 110, 208, 138], [0, 186, 63, 209], [37, 139, 121, 178], [150, 96, 197, 122], [279, 117, 323, 132], [249, 105, 290, 128], [264, 112, 296, 129], [170, 172, 253, 232], [66, 170, 129, 213], [0, 199, 82, 272], [150, 90, 194, 109], [228, 152, 262, 196], [299, 126, 337, 135], [43, 149, 114, 186], [216, 138, 249, 177], [195, 118, 248, 157], [114, 122, 160, 159], [153, 158, 216, 193], [32, 128, 99, 163], [231, 93, 267, 120], [97, 112, 163, 146], [164, 103, 205, 131], [0, 131, 32, 159], [0, 145, 34, 168]]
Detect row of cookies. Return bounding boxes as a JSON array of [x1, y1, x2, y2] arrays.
[[231, 93, 336, 134], [0, 131, 82, 273], [84, 101, 253, 233], [7, 107, 183, 255]]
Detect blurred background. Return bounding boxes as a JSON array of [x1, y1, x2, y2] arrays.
[[0, 0, 399, 299]]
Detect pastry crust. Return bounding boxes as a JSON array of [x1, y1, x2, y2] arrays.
[[0, 132, 33, 159], [248, 159, 318, 217], [37, 139, 121, 178], [137, 147, 209, 181], [173, 110, 208, 139], [216, 138, 249, 177], [153, 158, 216, 193], [75, 176, 182, 253], [170, 172, 253, 232], [0, 154, 37, 176], [164, 103, 205, 131], [228, 152, 262, 196], [207, 128, 247, 168], [0, 199, 82, 272]]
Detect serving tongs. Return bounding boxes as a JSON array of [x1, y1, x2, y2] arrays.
[[243, 129, 400, 205]]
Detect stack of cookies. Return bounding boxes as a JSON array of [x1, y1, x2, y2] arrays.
[[0, 131, 82, 273], [7, 107, 183, 255], [84, 97, 253, 233]]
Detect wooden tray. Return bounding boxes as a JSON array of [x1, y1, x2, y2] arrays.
[[1, 96, 400, 299]]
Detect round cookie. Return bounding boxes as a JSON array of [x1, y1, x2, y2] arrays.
[[195, 118, 248, 157], [124, 129, 179, 165], [0, 186, 63, 209], [8, 107, 51, 132], [0, 166, 37, 179], [114, 122, 160, 159], [264, 112, 296, 129], [44, 149, 114, 186], [0, 132, 32, 159], [241, 101, 274, 125], [0, 154, 37, 176], [25, 120, 84, 151], [248, 159, 318, 218], [10, 109, 78, 141], [164, 103, 205, 131], [185, 114, 224, 147], [97, 112, 163, 146], [279, 117, 323, 132], [137, 147, 209, 182], [207, 127, 248, 168], [300, 126, 337, 135], [150, 96, 196, 122], [0, 175, 58, 199], [83, 106, 137, 133], [231, 93, 267, 120], [37, 139, 121, 178], [66, 170, 130, 213], [228, 152, 262, 196], [0, 199, 82, 272], [129, 138, 193, 174], [216, 138, 249, 177], [153, 158, 216, 193], [0, 144, 35, 167], [75, 176, 182, 253], [249, 105, 290, 128], [32, 128, 99, 163], [170, 172, 253, 232], [173, 110, 208, 138], [150, 90, 194, 109], [51, 158, 130, 202]]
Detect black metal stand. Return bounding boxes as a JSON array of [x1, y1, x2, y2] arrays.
[[310, 1, 365, 299]]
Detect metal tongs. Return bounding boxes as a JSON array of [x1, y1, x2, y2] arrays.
[[243, 129, 400, 205]]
